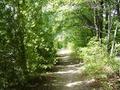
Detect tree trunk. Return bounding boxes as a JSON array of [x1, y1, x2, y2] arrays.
[[99, 0, 104, 42], [116, 0, 120, 21], [110, 25, 118, 56], [107, 4, 112, 53], [93, 7, 99, 39], [93, 1, 104, 42], [110, 0, 120, 56]]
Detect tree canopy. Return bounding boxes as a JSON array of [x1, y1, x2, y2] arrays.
[[0, 0, 120, 89]]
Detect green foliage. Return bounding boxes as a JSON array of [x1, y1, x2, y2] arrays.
[[0, 0, 120, 89], [24, 0, 57, 73], [0, 0, 57, 88], [0, 0, 27, 88], [79, 38, 109, 77], [78, 37, 120, 89]]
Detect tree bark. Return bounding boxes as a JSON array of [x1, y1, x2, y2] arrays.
[[99, 0, 104, 41], [110, 25, 118, 56], [107, 4, 112, 53], [116, 0, 120, 21]]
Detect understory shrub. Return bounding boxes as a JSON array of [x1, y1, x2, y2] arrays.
[[78, 37, 120, 89]]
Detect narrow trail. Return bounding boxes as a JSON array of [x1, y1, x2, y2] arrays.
[[12, 49, 101, 90], [36, 49, 101, 90]]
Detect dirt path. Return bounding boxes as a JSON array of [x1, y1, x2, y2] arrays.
[[36, 49, 101, 90], [12, 49, 102, 90]]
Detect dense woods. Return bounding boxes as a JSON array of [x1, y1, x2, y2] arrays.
[[0, 0, 120, 89]]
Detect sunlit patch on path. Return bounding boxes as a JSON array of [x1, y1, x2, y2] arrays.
[[65, 79, 96, 87], [56, 48, 72, 56], [53, 65, 85, 75]]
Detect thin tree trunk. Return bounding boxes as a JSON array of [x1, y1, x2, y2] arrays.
[[110, 0, 120, 56], [99, 0, 104, 42], [93, 1, 104, 42], [93, 6, 99, 39], [116, 0, 120, 21], [107, 5, 112, 53], [110, 25, 118, 56]]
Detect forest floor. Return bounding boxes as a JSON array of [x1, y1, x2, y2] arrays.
[[28, 48, 102, 90], [11, 49, 120, 90]]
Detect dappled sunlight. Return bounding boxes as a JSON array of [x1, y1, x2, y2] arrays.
[[57, 48, 72, 55], [115, 56, 120, 61], [65, 81, 83, 87], [65, 64, 83, 68], [2, 0, 120, 89], [65, 79, 96, 87], [54, 65, 85, 75], [54, 70, 78, 74]]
